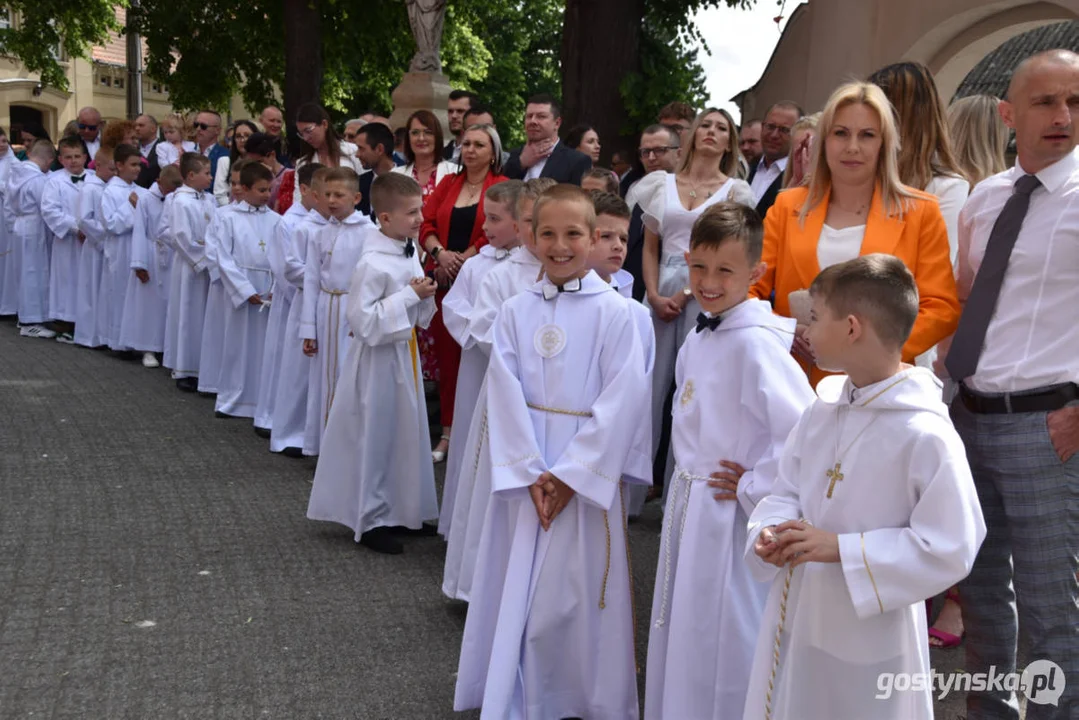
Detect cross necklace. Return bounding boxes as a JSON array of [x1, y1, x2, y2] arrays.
[[826, 375, 911, 499]]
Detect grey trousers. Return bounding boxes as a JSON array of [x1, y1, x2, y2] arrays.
[[951, 399, 1078, 720]]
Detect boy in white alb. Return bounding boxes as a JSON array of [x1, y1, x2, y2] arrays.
[[163, 153, 215, 392], [8, 139, 56, 338], [41, 136, 90, 343], [269, 165, 329, 457], [300, 167, 373, 456], [306, 173, 438, 555], [439, 179, 522, 538], [198, 161, 246, 395], [587, 191, 656, 519], [455, 185, 648, 719], [118, 164, 181, 366], [442, 177, 554, 601], [742, 254, 987, 720], [213, 162, 281, 421], [100, 144, 148, 350], [0, 131, 17, 318], [74, 149, 114, 348], [255, 163, 322, 437], [643, 203, 814, 720]]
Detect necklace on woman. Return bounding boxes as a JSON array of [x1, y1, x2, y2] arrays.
[[679, 175, 719, 200]]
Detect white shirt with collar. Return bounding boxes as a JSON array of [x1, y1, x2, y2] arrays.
[[749, 155, 787, 203], [524, 138, 560, 181], [140, 139, 158, 159], [84, 137, 101, 160], [952, 147, 1079, 393]]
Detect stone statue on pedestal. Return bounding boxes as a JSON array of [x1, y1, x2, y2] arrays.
[[406, 0, 448, 73]]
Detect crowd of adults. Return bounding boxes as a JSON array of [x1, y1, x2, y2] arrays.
[[4, 48, 1076, 717]]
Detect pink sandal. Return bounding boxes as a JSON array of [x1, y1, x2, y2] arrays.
[[928, 589, 964, 649]]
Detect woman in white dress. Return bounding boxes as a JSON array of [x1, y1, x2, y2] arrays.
[[291, 103, 364, 207], [639, 107, 755, 488]]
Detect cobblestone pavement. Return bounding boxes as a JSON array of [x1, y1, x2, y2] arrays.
[[0, 317, 972, 719]]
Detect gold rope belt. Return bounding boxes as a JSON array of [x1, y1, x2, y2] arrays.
[[319, 286, 348, 295], [525, 402, 593, 418]]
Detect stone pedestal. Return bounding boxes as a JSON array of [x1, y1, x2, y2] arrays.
[[389, 71, 451, 135]]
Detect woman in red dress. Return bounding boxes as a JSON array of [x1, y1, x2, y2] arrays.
[[420, 124, 508, 462]]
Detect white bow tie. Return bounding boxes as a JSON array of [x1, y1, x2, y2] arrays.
[[541, 277, 582, 301]]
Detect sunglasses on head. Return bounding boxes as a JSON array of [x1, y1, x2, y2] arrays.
[[77, 123, 98, 131], [193, 122, 218, 131]]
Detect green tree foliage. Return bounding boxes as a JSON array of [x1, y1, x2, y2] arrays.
[[0, 0, 119, 91]]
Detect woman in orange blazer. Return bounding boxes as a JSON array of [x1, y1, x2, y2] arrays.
[[751, 81, 959, 386], [420, 124, 508, 462]]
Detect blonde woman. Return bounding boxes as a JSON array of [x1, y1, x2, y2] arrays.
[[156, 113, 196, 168], [751, 81, 960, 387], [947, 94, 1009, 187], [782, 113, 820, 188], [869, 61, 970, 267], [638, 107, 754, 484]]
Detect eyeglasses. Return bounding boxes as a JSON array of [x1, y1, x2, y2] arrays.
[[297, 125, 318, 138], [639, 146, 678, 158], [77, 123, 98, 131], [193, 122, 219, 131], [409, 128, 435, 138], [763, 122, 792, 137], [234, 133, 252, 142]]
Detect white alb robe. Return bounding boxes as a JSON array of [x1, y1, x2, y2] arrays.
[[255, 201, 307, 430], [742, 367, 987, 720], [214, 201, 280, 418], [455, 271, 647, 720], [197, 204, 236, 393], [442, 245, 544, 601], [118, 184, 170, 352], [307, 231, 437, 536], [41, 170, 89, 322], [300, 211, 374, 455], [74, 175, 108, 347], [7, 161, 50, 324], [270, 209, 327, 453], [644, 299, 814, 720], [163, 186, 216, 378], [101, 177, 148, 349], [438, 243, 513, 537], [0, 150, 18, 316]]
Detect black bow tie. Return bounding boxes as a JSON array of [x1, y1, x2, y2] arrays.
[[404, 238, 415, 257], [695, 312, 722, 333], [541, 277, 582, 300], [71, 175, 85, 184]]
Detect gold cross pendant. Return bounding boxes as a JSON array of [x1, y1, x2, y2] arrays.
[[826, 462, 844, 498], [258, 238, 266, 251]]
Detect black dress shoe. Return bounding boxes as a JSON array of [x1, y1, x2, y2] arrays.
[[176, 377, 198, 392], [253, 426, 271, 439], [281, 447, 304, 459], [389, 523, 439, 537], [197, 390, 216, 398], [359, 527, 403, 555], [215, 411, 237, 419]]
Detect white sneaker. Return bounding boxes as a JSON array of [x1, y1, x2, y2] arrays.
[[142, 352, 160, 368], [19, 324, 57, 339]]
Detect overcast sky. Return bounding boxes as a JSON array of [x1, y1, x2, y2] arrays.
[[692, 0, 808, 122]]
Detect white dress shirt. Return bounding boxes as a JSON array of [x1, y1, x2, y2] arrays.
[[749, 156, 787, 203], [816, 223, 865, 270], [951, 147, 1079, 393], [84, 137, 101, 160], [140, 139, 157, 159], [524, 139, 560, 180]]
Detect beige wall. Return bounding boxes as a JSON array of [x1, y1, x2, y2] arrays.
[[737, 0, 1079, 120]]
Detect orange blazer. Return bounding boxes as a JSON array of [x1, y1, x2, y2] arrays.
[[751, 185, 959, 386]]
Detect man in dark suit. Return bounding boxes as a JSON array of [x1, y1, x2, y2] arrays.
[[502, 94, 591, 185], [353, 122, 396, 217], [746, 101, 802, 219], [134, 114, 162, 189]]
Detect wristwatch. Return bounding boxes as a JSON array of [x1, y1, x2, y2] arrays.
[[682, 286, 692, 298], [431, 246, 442, 259]]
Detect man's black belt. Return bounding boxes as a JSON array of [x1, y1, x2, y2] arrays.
[[959, 382, 1078, 414]]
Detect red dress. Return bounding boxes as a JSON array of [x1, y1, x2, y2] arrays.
[[419, 170, 508, 428], [414, 166, 441, 382]]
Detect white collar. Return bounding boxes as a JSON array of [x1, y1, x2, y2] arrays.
[[1016, 146, 1079, 194]]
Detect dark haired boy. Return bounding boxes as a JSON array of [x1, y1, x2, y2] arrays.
[[41, 135, 90, 341], [742, 253, 986, 720], [644, 202, 814, 720], [101, 143, 148, 350]]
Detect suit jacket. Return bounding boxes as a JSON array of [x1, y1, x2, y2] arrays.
[[750, 185, 960, 386], [206, 144, 230, 186], [358, 169, 375, 216], [747, 161, 784, 220], [625, 204, 647, 302], [136, 139, 162, 189], [419, 170, 508, 252], [502, 141, 592, 185]]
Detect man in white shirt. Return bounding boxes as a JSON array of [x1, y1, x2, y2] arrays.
[[942, 50, 1079, 720], [747, 101, 801, 218], [77, 107, 103, 159], [502, 93, 591, 185]]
